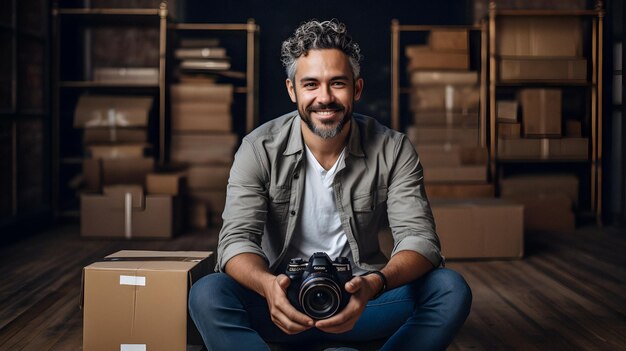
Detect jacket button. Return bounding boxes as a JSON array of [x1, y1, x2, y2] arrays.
[[290, 210, 296, 216]]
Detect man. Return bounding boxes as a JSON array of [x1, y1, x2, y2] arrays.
[[189, 19, 472, 350]]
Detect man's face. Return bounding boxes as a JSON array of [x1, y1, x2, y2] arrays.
[[286, 49, 363, 139]]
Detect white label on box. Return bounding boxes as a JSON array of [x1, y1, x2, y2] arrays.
[[121, 344, 146, 351], [119, 275, 146, 286]]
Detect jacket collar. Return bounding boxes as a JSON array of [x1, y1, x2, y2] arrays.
[[283, 111, 365, 158]]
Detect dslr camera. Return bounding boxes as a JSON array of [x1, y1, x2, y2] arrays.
[[285, 252, 353, 320]]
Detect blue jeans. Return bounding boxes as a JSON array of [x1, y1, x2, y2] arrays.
[[188, 268, 471, 351]]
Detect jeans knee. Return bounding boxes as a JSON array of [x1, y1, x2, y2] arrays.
[[188, 273, 230, 317], [429, 269, 472, 315]]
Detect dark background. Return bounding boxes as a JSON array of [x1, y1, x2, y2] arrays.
[[184, 0, 473, 126]]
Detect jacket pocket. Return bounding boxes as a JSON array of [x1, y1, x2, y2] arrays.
[[268, 187, 291, 224], [352, 187, 388, 227]]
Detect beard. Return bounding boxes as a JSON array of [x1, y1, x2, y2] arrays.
[[299, 101, 352, 139]]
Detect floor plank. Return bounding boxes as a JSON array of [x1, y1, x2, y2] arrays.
[[0, 223, 625, 350]]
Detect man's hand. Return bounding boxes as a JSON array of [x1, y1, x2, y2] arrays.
[[314, 274, 383, 333], [263, 274, 315, 335]]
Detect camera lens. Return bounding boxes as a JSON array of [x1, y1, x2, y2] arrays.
[[299, 277, 341, 319]]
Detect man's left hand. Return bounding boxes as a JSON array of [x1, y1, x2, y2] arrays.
[[314, 274, 382, 333]]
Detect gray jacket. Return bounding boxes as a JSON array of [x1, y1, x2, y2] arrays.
[[216, 111, 441, 273]]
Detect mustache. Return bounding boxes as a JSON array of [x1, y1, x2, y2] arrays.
[[306, 102, 344, 113]]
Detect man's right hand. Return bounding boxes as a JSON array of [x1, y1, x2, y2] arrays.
[[263, 274, 315, 335]]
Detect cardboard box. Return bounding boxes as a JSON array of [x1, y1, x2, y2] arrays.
[[497, 17, 582, 57], [429, 29, 469, 52], [496, 100, 519, 122], [407, 126, 480, 146], [425, 165, 487, 183], [498, 122, 521, 139], [500, 57, 587, 81], [406, 45, 469, 70], [413, 112, 479, 127], [505, 194, 575, 232], [170, 133, 238, 165], [83, 157, 154, 192], [410, 71, 478, 86], [84, 128, 148, 144], [519, 89, 562, 137], [500, 174, 579, 206], [497, 137, 588, 160], [81, 185, 182, 238], [74, 95, 153, 128], [93, 67, 159, 85], [147, 172, 186, 196], [416, 145, 487, 167], [410, 85, 479, 113], [431, 199, 524, 259], [82, 250, 214, 351], [170, 83, 234, 103], [88, 144, 150, 159], [171, 111, 232, 132], [425, 183, 494, 199], [187, 164, 231, 190], [188, 190, 227, 216]]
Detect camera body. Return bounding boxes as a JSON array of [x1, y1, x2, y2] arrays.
[[285, 252, 353, 320]]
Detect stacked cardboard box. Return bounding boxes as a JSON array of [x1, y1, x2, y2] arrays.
[[170, 43, 238, 228], [500, 174, 578, 232], [82, 250, 213, 351], [497, 17, 587, 81], [497, 89, 589, 160], [75, 95, 156, 195], [405, 29, 491, 199]]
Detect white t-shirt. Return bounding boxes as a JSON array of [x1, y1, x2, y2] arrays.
[[285, 145, 353, 265]]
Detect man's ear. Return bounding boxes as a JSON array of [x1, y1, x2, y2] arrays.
[[286, 79, 297, 103], [354, 78, 364, 101]]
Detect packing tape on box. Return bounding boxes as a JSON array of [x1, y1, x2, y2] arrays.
[[84, 107, 132, 127], [124, 193, 132, 239], [103, 256, 203, 262], [119, 275, 146, 286], [107, 109, 118, 142], [120, 344, 147, 351]]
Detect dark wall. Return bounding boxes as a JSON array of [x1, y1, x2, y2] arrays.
[[184, 0, 473, 126]]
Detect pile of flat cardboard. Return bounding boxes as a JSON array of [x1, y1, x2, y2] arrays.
[[405, 29, 492, 199]]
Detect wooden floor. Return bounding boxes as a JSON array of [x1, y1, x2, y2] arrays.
[[0, 223, 625, 350]]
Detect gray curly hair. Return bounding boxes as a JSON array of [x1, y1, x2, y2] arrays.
[[281, 19, 362, 82]]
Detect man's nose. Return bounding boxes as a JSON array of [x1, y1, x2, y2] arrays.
[[317, 85, 334, 104]]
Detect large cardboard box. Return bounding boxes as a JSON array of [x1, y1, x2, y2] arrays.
[[497, 138, 588, 160], [146, 172, 187, 196], [416, 145, 487, 167], [170, 133, 238, 165], [498, 122, 521, 139], [187, 164, 231, 190], [431, 199, 524, 259], [500, 57, 587, 81], [496, 100, 519, 122], [413, 112, 479, 127], [497, 17, 582, 57], [425, 183, 494, 199], [80, 185, 182, 238], [505, 194, 575, 232], [74, 95, 153, 128], [407, 126, 480, 146], [519, 89, 562, 137], [171, 105, 232, 133], [170, 83, 234, 103], [410, 71, 478, 86], [88, 144, 150, 159], [82, 250, 214, 351], [84, 128, 148, 144], [410, 85, 479, 113], [428, 29, 469, 52], [406, 45, 469, 70], [500, 174, 579, 206], [83, 157, 154, 191]]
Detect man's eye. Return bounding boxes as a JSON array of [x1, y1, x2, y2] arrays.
[[303, 82, 317, 88], [332, 81, 346, 87]]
